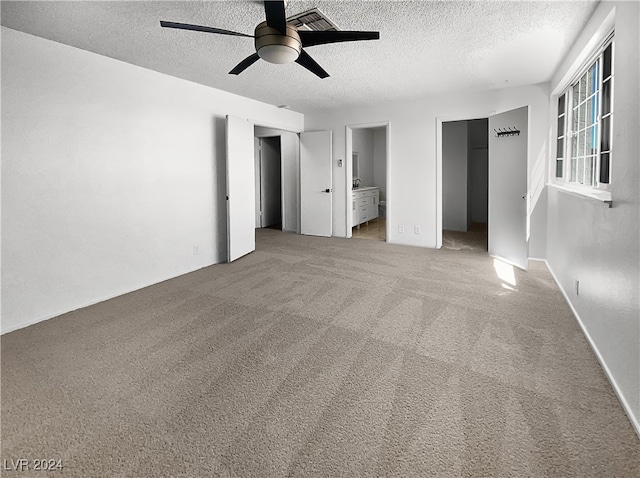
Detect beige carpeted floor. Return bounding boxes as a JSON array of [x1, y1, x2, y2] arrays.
[[2, 229, 638, 477], [442, 223, 488, 253]]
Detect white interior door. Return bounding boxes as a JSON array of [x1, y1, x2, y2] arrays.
[[226, 115, 255, 262], [300, 131, 332, 237], [488, 106, 528, 269]]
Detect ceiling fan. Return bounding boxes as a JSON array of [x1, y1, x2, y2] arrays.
[[160, 0, 380, 79]]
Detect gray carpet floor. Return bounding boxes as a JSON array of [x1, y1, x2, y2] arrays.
[[442, 223, 488, 253], [2, 228, 639, 477]]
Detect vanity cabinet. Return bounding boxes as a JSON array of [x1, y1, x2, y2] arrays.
[[352, 187, 379, 227]]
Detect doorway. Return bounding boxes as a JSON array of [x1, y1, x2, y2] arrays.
[[255, 136, 282, 230], [226, 118, 303, 263], [253, 126, 301, 234], [437, 106, 529, 269], [346, 122, 389, 242], [442, 119, 488, 252]]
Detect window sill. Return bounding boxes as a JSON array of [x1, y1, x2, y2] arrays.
[[547, 182, 612, 208]]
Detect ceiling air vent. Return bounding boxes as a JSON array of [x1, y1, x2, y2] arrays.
[[286, 8, 340, 31]]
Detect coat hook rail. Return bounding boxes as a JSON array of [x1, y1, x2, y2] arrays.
[[495, 126, 520, 137]]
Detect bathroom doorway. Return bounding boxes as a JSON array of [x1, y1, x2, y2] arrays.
[[346, 122, 389, 242]]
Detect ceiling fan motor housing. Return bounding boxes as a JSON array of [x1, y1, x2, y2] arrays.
[[254, 21, 302, 64]]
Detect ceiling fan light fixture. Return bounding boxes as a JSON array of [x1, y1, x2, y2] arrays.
[[257, 44, 300, 64], [161, 2, 379, 78], [254, 21, 302, 64]]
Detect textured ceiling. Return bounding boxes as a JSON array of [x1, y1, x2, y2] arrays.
[[1, 1, 599, 112]]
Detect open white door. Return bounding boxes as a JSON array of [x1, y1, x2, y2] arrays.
[[488, 106, 528, 269], [300, 131, 332, 237], [226, 115, 255, 262]]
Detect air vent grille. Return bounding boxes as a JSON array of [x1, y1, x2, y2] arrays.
[[287, 8, 339, 32]]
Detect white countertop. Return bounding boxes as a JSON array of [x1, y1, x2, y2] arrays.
[[352, 186, 379, 193]]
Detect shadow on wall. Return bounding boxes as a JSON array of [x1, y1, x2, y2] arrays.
[[529, 140, 548, 211], [214, 116, 228, 263], [527, 139, 548, 254]]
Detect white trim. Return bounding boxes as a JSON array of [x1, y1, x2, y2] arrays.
[[544, 260, 640, 440], [547, 182, 612, 207]]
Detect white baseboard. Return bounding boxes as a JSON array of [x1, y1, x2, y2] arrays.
[[543, 259, 640, 439]]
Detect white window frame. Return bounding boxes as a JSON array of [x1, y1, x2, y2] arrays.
[[554, 33, 614, 193]]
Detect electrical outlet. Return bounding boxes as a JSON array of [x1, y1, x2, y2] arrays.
[[398, 225, 404, 233], [193, 245, 200, 255], [414, 226, 421, 234], [575, 280, 580, 295]]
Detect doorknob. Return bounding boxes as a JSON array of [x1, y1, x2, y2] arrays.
[[325, 188, 332, 193], [522, 195, 526, 199]]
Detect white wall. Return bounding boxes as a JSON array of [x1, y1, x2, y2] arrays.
[[545, 1, 640, 434], [352, 129, 374, 186], [442, 121, 469, 232], [304, 83, 549, 250], [1, 28, 303, 333], [372, 128, 387, 202]]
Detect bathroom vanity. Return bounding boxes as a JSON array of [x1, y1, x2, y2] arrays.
[[352, 187, 379, 227]]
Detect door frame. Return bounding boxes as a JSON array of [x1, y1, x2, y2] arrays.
[[345, 121, 390, 240], [436, 112, 494, 249]]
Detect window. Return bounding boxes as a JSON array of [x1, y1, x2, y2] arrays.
[[556, 35, 613, 188]]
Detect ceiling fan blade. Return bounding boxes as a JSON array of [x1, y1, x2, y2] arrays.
[[295, 50, 329, 79], [264, 1, 287, 34], [229, 53, 261, 75], [160, 21, 253, 38], [298, 30, 380, 48]]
